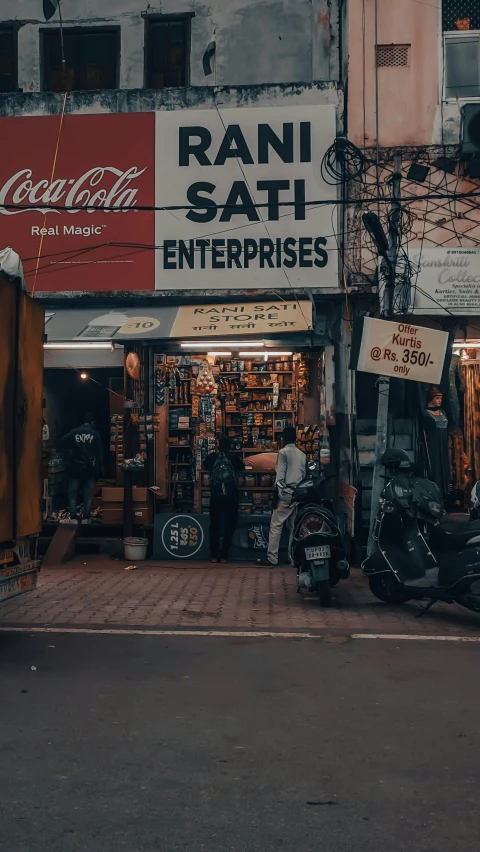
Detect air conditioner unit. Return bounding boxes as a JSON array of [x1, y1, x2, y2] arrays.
[[461, 104, 480, 155]]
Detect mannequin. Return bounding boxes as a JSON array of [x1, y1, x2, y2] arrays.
[[423, 387, 451, 500]]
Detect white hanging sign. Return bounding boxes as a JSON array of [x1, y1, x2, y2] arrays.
[[350, 317, 450, 384]]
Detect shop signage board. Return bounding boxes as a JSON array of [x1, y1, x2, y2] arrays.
[[44, 300, 313, 341], [410, 247, 480, 315], [0, 107, 338, 293], [0, 113, 155, 293], [350, 317, 450, 384], [169, 300, 312, 336], [154, 105, 337, 290]]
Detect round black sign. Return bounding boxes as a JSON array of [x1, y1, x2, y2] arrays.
[[161, 514, 204, 559]]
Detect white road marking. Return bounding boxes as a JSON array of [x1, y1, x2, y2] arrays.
[[352, 634, 480, 642], [0, 626, 479, 641], [0, 626, 321, 639]]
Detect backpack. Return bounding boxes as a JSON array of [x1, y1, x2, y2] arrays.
[[211, 453, 236, 497]]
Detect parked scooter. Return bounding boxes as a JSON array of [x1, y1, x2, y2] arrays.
[[363, 448, 480, 615], [291, 462, 349, 606]]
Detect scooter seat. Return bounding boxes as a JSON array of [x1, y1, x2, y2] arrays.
[[430, 515, 480, 551]]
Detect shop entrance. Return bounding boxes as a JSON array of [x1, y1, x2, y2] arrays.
[[42, 367, 124, 522], [111, 346, 331, 561]]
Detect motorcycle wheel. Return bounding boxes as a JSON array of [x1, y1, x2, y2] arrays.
[[316, 580, 332, 607], [456, 579, 480, 614], [368, 573, 411, 604]]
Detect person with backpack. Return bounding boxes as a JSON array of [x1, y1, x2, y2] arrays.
[[59, 412, 103, 524], [205, 436, 244, 563]]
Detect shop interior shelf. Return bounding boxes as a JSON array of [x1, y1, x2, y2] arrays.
[[169, 403, 192, 406], [239, 486, 275, 490], [218, 370, 294, 375]]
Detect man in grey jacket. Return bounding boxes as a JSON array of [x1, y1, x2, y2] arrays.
[[258, 426, 306, 566]]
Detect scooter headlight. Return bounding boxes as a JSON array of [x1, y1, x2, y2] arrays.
[[298, 514, 335, 538]]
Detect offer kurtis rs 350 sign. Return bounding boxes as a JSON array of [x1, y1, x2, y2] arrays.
[[0, 106, 338, 292]]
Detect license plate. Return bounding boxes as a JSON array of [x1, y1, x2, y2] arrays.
[[305, 545, 331, 560]]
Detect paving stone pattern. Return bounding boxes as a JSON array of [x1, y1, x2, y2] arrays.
[[1, 558, 480, 635]]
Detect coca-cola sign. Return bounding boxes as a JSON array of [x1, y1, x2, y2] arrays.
[[0, 166, 147, 215], [0, 113, 154, 291]]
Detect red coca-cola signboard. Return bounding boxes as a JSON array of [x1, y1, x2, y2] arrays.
[[0, 113, 155, 291]]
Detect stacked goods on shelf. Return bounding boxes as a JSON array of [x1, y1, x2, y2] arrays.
[[297, 424, 321, 464], [109, 414, 125, 474]]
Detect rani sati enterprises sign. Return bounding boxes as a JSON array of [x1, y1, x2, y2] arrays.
[[155, 105, 337, 290], [410, 247, 480, 315], [350, 317, 450, 384]]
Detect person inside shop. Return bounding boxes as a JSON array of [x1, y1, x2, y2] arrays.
[[423, 387, 451, 502], [205, 436, 244, 563], [258, 426, 306, 567], [59, 412, 103, 524]]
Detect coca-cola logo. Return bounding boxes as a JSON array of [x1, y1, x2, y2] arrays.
[[0, 166, 147, 215]]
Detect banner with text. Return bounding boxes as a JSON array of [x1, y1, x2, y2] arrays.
[[155, 105, 337, 290], [410, 247, 480, 315], [0, 106, 338, 293], [350, 317, 450, 384]]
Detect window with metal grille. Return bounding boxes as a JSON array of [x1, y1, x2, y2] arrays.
[[145, 16, 190, 88], [0, 26, 17, 93], [443, 1, 480, 32], [42, 28, 119, 92], [376, 44, 410, 68]]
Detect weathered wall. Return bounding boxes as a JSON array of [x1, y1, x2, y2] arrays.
[[0, 0, 340, 90], [347, 0, 462, 148]]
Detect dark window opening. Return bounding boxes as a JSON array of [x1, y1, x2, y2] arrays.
[[443, 1, 480, 31], [0, 26, 17, 93], [145, 17, 189, 88], [42, 28, 119, 92]]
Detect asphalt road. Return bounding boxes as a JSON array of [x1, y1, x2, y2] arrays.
[[1, 632, 478, 852]]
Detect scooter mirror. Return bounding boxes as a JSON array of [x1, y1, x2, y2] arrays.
[[307, 460, 318, 473]]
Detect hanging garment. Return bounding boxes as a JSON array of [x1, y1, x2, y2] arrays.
[[423, 407, 451, 499], [442, 354, 465, 430]]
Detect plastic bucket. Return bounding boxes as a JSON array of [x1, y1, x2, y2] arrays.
[[123, 536, 148, 561]]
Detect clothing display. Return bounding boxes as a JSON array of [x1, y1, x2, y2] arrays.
[[422, 406, 451, 499]]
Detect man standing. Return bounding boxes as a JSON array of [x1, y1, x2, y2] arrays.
[[259, 426, 306, 567], [205, 436, 244, 563], [60, 412, 103, 523]]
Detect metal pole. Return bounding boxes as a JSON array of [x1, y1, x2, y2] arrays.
[[367, 153, 402, 556], [58, 1, 66, 81]]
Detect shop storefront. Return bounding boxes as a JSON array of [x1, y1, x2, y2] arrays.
[[42, 298, 338, 559]]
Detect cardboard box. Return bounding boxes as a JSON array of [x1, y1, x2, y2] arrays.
[[102, 506, 124, 525], [102, 502, 152, 525], [132, 506, 153, 525], [101, 487, 150, 503]]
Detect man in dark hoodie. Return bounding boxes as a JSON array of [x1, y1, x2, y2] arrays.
[[60, 412, 103, 523]]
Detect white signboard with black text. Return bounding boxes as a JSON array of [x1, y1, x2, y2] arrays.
[[155, 105, 337, 290], [410, 247, 480, 315], [351, 317, 450, 384]]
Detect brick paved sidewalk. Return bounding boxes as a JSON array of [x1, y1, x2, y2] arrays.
[[1, 556, 480, 634]]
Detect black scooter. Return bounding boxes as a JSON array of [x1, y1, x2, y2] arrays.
[[363, 448, 480, 615], [291, 463, 349, 606]]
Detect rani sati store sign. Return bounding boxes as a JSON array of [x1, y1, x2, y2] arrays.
[[44, 300, 313, 342], [0, 106, 338, 293]]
